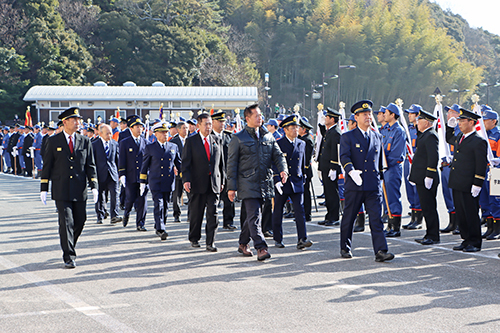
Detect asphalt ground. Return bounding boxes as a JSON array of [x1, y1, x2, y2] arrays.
[[1, 170, 500, 332]]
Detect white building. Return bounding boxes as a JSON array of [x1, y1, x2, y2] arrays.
[[23, 82, 258, 124]]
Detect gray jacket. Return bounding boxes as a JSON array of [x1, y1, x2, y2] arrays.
[[227, 126, 287, 199]]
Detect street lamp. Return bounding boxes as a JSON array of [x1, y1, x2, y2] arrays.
[[448, 88, 470, 105], [478, 82, 500, 105], [264, 72, 271, 118], [337, 62, 356, 108], [322, 72, 338, 106]]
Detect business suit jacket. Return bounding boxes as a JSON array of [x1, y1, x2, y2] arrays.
[[92, 139, 119, 184], [340, 127, 384, 192], [41, 132, 97, 201], [274, 137, 305, 194], [118, 128, 131, 142], [299, 133, 314, 179], [119, 135, 147, 184], [446, 125, 487, 192], [318, 124, 341, 173], [182, 132, 225, 194], [140, 141, 181, 192], [409, 128, 439, 185]]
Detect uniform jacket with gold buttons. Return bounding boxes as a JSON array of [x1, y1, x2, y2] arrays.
[[139, 140, 181, 192], [273, 137, 305, 194]]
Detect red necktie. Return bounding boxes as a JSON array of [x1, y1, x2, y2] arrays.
[[69, 135, 74, 154], [204, 137, 210, 161], [459, 136, 464, 145]]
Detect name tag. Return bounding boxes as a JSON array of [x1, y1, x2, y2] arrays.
[[355, 144, 360, 148], [57, 147, 62, 151]]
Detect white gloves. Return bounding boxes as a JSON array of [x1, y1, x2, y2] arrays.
[[140, 183, 146, 196], [447, 117, 457, 128], [407, 176, 416, 186], [424, 177, 433, 190], [471, 185, 481, 198], [26, 153, 30, 158], [491, 158, 500, 167], [328, 169, 337, 181], [275, 182, 283, 195], [349, 170, 363, 186], [120, 176, 126, 187], [11, 148, 17, 157], [40, 191, 47, 205], [92, 188, 98, 203]]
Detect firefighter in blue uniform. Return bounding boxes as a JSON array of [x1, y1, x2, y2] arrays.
[[33, 124, 44, 176], [16, 126, 26, 175], [479, 106, 500, 239], [440, 104, 460, 234], [339, 100, 394, 262], [139, 122, 181, 240], [2, 126, 12, 173], [272, 115, 313, 249], [402, 104, 423, 229], [119, 115, 149, 231], [265, 119, 282, 140], [276, 114, 286, 137]]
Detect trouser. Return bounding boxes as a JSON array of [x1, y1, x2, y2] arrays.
[[303, 176, 312, 220], [404, 159, 421, 210], [262, 198, 273, 232], [440, 163, 455, 213], [383, 164, 403, 216], [18, 153, 25, 169], [340, 189, 388, 255], [152, 190, 171, 231], [95, 180, 119, 221], [124, 182, 148, 227], [221, 186, 235, 226], [452, 189, 482, 248], [172, 176, 183, 218], [272, 191, 307, 242], [55, 200, 87, 263], [3, 151, 11, 169], [239, 198, 267, 250], [119, 184, 126, 207], [416, 183, 440, 241], [321, 170, 340, 222], [24, 154, 33, 176], [188, 189, 219, 246], [34, 149, 43, 171]]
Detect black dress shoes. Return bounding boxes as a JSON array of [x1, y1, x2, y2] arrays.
[[453, 243, 466, 251], [263, 231, 273, 238], [275, 241, 285, 248], [122, 215, 129, 227], [156, 230, 168, 240], [340, 249, 353, 258], [110, 216, 122, 224], [137, 226, 147, 231], [104, 211, 109, 219], [284, 212, 295, 219], [375, 250, 395, 262], [174, 216, 181, 223], [64, 260, 76, 269], [462, 245, 481, 252], [297, 239, 313, 249], [324, 221, 340, 226], [223, 224, 237, 230], [318, 220, 326, 225], [96, 220, 103, 224], [420, 238, 440, 245], [206, 245, 218, 252], [191, 241, 201, 248]]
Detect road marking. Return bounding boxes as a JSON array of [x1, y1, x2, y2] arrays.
[[0, 256, 137, 332]]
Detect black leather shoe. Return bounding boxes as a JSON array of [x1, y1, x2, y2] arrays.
[[325, 221, 340, 227], [421, 238, 440, 245], [137, 226, 147, 231], [64, 260, 76, 269], [191, 241, 201, 248], [156, 230, 168, 240], [122, 215, 129, 227], [386, 230, 401, 237], [340, 249, 353, 258], [319, 201, 326, 206], [284, 212, 295, 219], [104, 211, 109, 219], [263, 231, 273, 238], [318, 220, 326, 225], [119, 204, 125, 210], [223, 224, 237, 230], [453, 244, 466, 251], [463, 245, 481, 252], [174, 216, 181, 223], [275, 241, 285, 248], [414, 238, 424, 244], [96, 220, 103, 224], [297, 239, 313, 249], [317, 193, 325, 198], [206, 245, 218, 252], [375, 250, 395, 262], [110, 216, 122, 224], [305, 217, 312, 222]]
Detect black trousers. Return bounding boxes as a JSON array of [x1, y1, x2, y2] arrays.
[[188, 189, 219, 245], [303, 176, 312, 220], [416, 183, 440, 242], [262, 198, 273, 232], [322, 170, 340, 222], [152, 190, 170, 231], [55, 200, 87, 262], [239, 198, 267, 250], [124, 182, 148, 227], [453, 189, 482, 248], [272, 191, 307, 242], [25, 155, 33, 176], [119, 184, 126, 207], [221, 187, 235, 227], [95, 180, 119, 221], [172, 176, 183, 219]]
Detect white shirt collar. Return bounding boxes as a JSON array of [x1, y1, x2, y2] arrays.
[[200, 132, 209, 142], [462, 130, 474, 139], [286, 135, 295, 144], [63, 131, 75, 143], [358, 127, 368, 137], [101, 137, 110, 146]]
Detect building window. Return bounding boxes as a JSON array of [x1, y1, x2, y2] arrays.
[[50, 110, 60, 121], [181, 101, 191, 108], [143, 101, 149, 107], [94, 110, 106, 123], [50, 101, 60, 108], [172, 101, 181, 108], [61, 101, 70, 107], [87, 101, 94, 106], [126, 101, 133, 106]]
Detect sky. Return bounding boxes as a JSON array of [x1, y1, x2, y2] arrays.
[[431, 0, 500, 36]]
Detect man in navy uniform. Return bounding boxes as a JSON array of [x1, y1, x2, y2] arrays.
[[93, 124, 122, 225], [339, 100, 394, 262], [170, 121, 188, 223], [40, 107, 98, 268], [33, 124, 44, 177], [119, 115, 149, 231], [22, 126, 35, 177], [409, 110, 440, 245], [383, 103, 407, 237], [182, 113, 225, 251], [298, 116, 314, 222], [272, 115, 313, 249], [140, 122, 181, 240], [446, 108, 488, 252]]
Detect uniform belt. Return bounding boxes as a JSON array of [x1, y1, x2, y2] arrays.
[[35, 148, 41, 151]]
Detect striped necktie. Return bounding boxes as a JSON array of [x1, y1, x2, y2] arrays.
[[104, 141, 109, 156]]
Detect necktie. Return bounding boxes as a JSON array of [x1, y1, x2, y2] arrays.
[[136, 139, 140, 146], [68, 135, 74, 154], [204, 137, 210, 161], [459, 135, 464, 145], [105, 141, 109, 157], [365, 132, 369, 145]]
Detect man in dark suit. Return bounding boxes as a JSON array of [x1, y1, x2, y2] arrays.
[[272, 115, 313, 249], [22, 126, 35, 177], [140, 122, 181, 240], [119, 115, 149, 231], [7, 125, 20, 174], [169, 121, 188, 223], [339, 100, 394, 262], [40, 107, 98, 268], [92, 124, 122, 224], [211, 111, 237, 230], [318, 107, 342, 226], [298, 117, 314, 222], [182, 113, 225, 252], [409, 110, 440, 245], [446, 108, 488, 252]]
